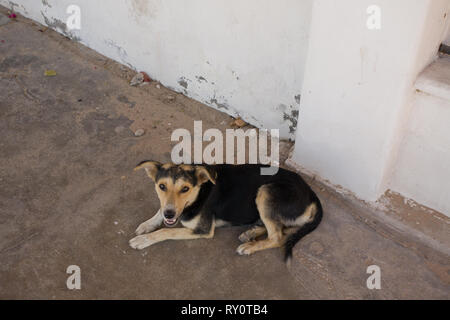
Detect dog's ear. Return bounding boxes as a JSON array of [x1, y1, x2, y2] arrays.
[[195, 166, 216, 185], [134, 161, 161, 181]]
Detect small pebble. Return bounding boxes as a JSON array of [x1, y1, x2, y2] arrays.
[[130, 72, 151, 86], [130, 73, 144, 86], [114, 126, 126, 134], [134, 129, 145, 137], [230, 117, 247, 128]]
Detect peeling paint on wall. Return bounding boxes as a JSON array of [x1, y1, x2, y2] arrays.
[[7, 0, 27, 14], [104, 39, 134, 70], [275, 101, 301, 136], [177, 77, 189, 89], [195, 76, 207, 83], [41, 0, 51, 8], [7, 1, 18, 10], [283, 108, 299, 135], [40, 11, 80, 41], [231, 70, 240, 80], [210, 97, 229, 110]]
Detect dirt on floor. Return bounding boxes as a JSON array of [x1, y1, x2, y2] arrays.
[[0, 10, 449, 299]]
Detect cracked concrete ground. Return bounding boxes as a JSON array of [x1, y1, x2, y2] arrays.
[[0, 11, 449, 299]]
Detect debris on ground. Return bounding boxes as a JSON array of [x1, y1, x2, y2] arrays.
[[130, 71, 152, 86], [166, 95, 175, 102], [8, 12, 17, 19], [156, 84, 161, 89], [44, 70, 57, 76], [134, 128, 145, 137], [230, 117, 247, 128], [114, 126, 126, 134]]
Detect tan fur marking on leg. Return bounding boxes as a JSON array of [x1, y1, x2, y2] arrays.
[[239, 225, 267, 243], [282, 226, 299, 236], [282, 203, 317, 227], [237, 186, 285, 255]]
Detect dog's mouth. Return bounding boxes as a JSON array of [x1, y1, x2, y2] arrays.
[[163, 217, 178, 227]]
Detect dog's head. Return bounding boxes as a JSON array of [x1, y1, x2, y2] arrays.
[[134, 161, 216, 227]]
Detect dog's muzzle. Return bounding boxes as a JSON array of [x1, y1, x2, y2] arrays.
[[163, 208, 178, 227], [164, 217, 178, 227]]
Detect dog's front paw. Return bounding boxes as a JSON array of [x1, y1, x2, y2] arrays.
[[236, 242, 255, 255], [135, 222, 157, 235], [129, 235, 155, 250], [238, 231, 253, 243]]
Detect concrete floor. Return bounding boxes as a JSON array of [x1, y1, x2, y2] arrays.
[[0, 11, 449, 299]]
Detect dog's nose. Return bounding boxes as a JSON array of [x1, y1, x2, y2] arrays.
[[163, 209, 176, 219]]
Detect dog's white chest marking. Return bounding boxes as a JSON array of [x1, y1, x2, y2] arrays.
[[181, 216, 229, 230], [181, 214, 201, 230], [215, 219, 231, 228]]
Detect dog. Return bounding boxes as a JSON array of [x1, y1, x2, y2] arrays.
[[129, 161, 323, 262]]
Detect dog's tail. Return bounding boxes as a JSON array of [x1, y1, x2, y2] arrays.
[[284, 196, 323, 264]]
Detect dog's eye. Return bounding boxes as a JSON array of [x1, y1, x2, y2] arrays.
[[181, 186, 190, 193], [159, 184, 166, 191]]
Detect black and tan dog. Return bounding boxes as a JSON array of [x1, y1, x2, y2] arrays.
[[129, 161, 322, 261]]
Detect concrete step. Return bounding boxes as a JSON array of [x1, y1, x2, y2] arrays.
[[389, 54, 450, 216], [416, 54, 450, 101]]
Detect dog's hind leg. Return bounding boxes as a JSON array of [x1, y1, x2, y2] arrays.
[[283, 227, 300, 236], [135, 209, 163, 235], [238, 225, 267, 243], [236, 185, 286, 255], [236, 221, 285, 255]]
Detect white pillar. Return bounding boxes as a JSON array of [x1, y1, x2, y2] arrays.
[[290, 0, 449, 201]]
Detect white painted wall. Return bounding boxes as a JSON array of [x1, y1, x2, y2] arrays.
[[1, 0, 313, 139], [291, 0, 450, 207]]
